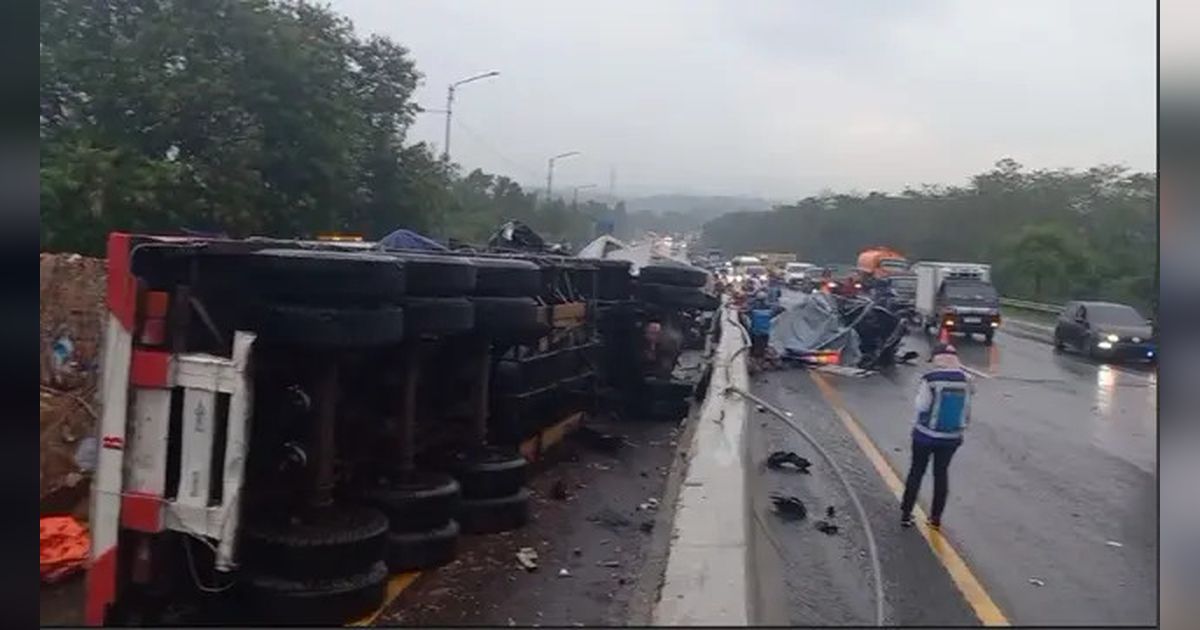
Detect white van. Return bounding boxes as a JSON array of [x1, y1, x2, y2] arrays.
[[730, 256, 762, 281]]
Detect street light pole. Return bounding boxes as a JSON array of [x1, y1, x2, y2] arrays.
[[442, 70, 500, 162], [571, 184, 597, 209], [545, 151, 580, 203]]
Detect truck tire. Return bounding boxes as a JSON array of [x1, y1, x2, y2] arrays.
[[353, 471, 460, 533], [592, 260, 634, 300], [472, 296, 546, 336], [448, 447, 528, 500], [244, 561, 387, 625], [241, 505, 389, 580], [250, 249, 406, 303], [385, 520, 460, 573], [401, 297, 474, 336], [255, 304, 405, 349], [638, 261, 708, 288], [470, 258, 543, 297], [456, 488, 531, 535], [637, 283, 718, 311], [388, 252, 476, 296]]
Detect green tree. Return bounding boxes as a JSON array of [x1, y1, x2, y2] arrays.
[[702, 159, 1156, 310]]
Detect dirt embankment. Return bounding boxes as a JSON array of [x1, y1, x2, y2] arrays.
[[40, 253, 107, 520]]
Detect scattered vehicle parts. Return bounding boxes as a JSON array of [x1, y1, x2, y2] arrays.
[[516, 547, 539, 572], [769, 493, 808, 521], [814, 520, 840, 535], [766, 450, 812, 473]]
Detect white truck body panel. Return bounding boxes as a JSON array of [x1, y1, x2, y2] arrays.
[[912, 262, 992, 318]]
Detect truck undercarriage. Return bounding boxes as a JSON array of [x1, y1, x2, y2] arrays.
[[86, 231, 717, 625]]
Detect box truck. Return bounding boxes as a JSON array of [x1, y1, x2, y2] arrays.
[[912, 262, 1001, 344]]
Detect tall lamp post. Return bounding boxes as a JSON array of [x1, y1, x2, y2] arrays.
[[443, 70, 500, 162], [545, 151, 581, 203]]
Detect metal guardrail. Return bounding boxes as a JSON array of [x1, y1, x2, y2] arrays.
[[1000, 297, 1062, 314]]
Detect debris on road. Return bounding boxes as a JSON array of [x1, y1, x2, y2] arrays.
[[766, 450, 812, 473], [814, 520, 840, 535], [639, 520, 655, 533], [769, 493, 808, 521], [598, 560, 621, 568], [826, 506, 836, 518], [572, 547, 582, 557], [40, 516, 90, 583], [1028, 577, 1046, 587], [557, 568, 572, 578], [516, 547, 539, 572], [551, 480, 570, 501], [756, 404, 768, 413], [1105, 540, 1124, 548]]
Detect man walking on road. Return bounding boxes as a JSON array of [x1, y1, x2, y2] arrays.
[[901, 343, 972, 529]]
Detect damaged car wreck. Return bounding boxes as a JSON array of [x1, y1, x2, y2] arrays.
[[760, 286, 920, 373]]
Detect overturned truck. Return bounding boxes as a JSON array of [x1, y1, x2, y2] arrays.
[[85, 229, 715, 626]]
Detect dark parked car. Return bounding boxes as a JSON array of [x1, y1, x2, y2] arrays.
[[1053, 301, 1156, 362]]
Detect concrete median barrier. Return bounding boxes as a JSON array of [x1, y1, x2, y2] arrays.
[[652, 305, 751, 626], [1002, 317, 1055, 345]]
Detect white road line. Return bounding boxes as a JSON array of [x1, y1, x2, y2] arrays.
[[961, 365, 992, 379]]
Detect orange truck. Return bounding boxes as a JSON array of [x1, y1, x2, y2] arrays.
[[856, 246, 909, 279]]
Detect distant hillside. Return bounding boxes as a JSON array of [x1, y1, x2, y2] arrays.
[[624, 194, 773, 215], [620, 194, 773, 236]]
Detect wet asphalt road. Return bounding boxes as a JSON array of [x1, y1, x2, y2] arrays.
[[748, 289, 1157, 626]]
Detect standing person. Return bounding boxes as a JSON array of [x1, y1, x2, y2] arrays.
[[746, 291, 782, 359], [900, 343, 973, 528]]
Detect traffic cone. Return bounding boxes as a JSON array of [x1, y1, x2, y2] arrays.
[[938, 325, 950, 345]]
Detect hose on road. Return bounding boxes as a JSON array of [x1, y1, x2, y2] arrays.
[[714, 301, 885, 626], [728, 383, 886, 627]]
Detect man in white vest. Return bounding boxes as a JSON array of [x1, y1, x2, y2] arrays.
[[900, 343, 973, 529]]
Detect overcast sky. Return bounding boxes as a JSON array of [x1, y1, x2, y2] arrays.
[[326, 0, 1155, 200]]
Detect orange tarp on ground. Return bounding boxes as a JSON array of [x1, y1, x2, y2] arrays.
[[41, 516, 90, 583]]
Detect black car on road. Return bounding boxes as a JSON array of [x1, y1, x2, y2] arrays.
[[1053, 301, 1156, 363]]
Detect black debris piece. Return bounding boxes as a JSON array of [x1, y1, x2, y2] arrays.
[[550, 480, 569, 501], [814, 520, 840, 535], [826, 506, 836, 518], [766, 451, 813, 473], [639, 520, 655, 533], [769, 494, 808, 521]]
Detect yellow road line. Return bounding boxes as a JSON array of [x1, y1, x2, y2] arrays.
[[810, 372, 1010, 626], [348, 571, 421, 626]]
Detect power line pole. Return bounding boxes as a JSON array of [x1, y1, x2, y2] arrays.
[[572, 184, 597, 210], [545, 151, 580, 204], [442, 86, 455, 161]]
